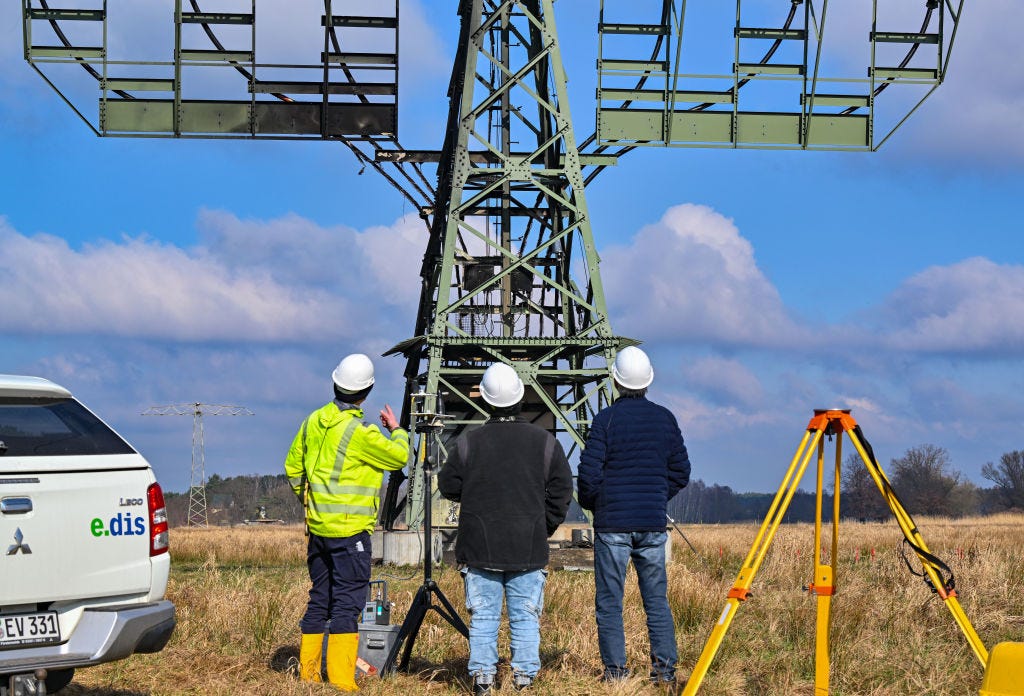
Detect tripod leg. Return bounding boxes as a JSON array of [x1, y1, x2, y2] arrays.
[[682, 427, 826, 696], [846, 427, 990, 668], [382, 581, 471, 675], [812, 564, 833, 696], [382, 585, 431, 674], [429, 584, 469, 637], [810, 436, 837, 695]]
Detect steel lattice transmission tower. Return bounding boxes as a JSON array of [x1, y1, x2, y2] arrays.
[[142, 403, 254, 527], [381, 0, 631, 530]]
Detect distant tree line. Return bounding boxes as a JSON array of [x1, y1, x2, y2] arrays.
[[164, 446, 1024, 527], [164, 473, 304, 527], [668, 446, 1024, 524]]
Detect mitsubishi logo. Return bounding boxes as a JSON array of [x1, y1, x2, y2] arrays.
[[6, 527, 32, 555]]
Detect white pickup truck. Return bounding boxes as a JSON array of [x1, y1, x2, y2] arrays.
[[0, 375, 175, 695]]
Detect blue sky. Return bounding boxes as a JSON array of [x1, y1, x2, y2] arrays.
[[2, 1, 1022, 497]]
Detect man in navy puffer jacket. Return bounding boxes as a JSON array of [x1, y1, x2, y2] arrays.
[[578, 346, 690, 689]]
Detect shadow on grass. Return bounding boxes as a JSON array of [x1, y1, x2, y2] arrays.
[[269, 644, 299, 675], [63, 687, 148, 696], [264, 643, 575, 690], [265, 644, 473, 690], [541, 646, 587, 672], [404, 655, 472, 691], [401, 648, 575, 690]]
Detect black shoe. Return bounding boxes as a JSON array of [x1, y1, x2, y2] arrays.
[[512, 673, 533, 690], [473, 680, 493, 695], [601, 667, 631, 682], [650, 672, 678, 694]]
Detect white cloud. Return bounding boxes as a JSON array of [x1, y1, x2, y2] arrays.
[[39, 345, 315, 492], [657, 388, 781, 444], [197, 210, 354, 287], [588, 202, 1023, 359], [4, 197, 1023, 494], [602, 203, 807, 347], [0, 212, 422, 344], [679, 355, 765, 408], [353, 215, 429, 309], [197, 208, 424, 324], [869, 257, 1024, 354], [0, 219, 338, 342], [18, 336, 413, 493], [598, 202, 1024, 489]]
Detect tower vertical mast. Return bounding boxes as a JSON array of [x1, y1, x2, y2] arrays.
[[188, 404, 208, 528], [387, 0, 626, 529]]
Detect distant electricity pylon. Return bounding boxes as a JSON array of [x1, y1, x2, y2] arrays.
[[142, 403, 254, 528]]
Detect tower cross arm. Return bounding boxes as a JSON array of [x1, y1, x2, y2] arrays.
[[141, 403, 254, 416]]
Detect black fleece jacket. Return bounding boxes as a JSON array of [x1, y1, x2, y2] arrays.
[[437, 418, 572, 571]]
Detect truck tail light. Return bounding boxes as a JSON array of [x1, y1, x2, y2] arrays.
[[148, 482, 169, 557]]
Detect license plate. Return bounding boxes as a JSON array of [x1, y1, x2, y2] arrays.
[[0, 611, 61, 648]]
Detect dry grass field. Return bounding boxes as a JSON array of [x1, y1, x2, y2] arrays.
[[61, 514, 1024, 695]]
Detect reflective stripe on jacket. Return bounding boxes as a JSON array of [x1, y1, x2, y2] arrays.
[[285, 401, 409, 537]]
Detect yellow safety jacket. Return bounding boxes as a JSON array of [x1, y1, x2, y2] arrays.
[[285, 401, 409, 537]]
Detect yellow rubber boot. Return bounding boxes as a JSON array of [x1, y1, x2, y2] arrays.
[[326, 633, 359, 692], [299, 633, 324, 682]]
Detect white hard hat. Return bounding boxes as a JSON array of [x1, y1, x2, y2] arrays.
[[479, 363, 524, 408], [332, 353, 375, 392], [612, 346, 654, 390]]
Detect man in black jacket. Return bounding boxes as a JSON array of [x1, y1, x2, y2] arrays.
[[438, 362, 573, 694]]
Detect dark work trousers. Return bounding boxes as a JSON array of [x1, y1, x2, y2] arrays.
[[300, 531, 371, 634]]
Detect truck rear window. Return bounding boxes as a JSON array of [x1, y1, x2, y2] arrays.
[[0, 398, 135, 457]]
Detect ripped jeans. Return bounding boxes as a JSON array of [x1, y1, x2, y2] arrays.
[[463, 567, 548, 682]]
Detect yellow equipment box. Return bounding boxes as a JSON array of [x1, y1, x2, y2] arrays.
[[980, 642, 1024, 696]]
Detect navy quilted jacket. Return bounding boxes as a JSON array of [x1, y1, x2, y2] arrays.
[[577, 396, 690, 532]]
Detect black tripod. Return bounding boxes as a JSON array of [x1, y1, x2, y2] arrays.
[[382, 408, 468, 674]]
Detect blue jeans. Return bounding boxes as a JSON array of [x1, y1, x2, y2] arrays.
[[300, 532, 371, 634], [463, 567, 548, 682], [594, 531, 676, 681]]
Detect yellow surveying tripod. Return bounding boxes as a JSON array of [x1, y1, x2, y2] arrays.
[[681, 409, 1024, 696]]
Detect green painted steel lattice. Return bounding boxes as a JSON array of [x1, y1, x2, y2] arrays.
[[22, 0, 397, 139], [384, 0, 634, 530], [596, 0, 964, 151]]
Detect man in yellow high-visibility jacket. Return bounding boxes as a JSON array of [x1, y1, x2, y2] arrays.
[[285, 353, 409, 691]]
